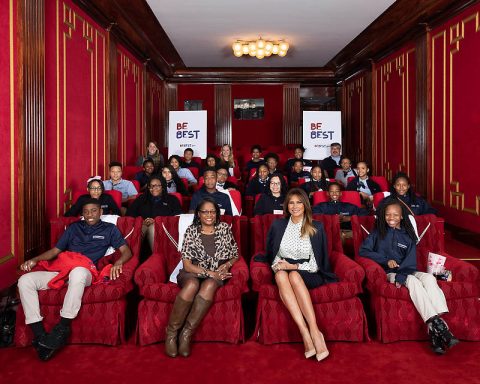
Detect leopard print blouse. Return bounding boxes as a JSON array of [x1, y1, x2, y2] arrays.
[[181, 222, 238, 270]]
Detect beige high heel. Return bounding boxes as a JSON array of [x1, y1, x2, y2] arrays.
[[313, 331, 330, 362], [304, 349, 316, 359]]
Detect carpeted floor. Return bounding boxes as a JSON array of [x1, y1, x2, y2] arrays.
[[1, 340, 480, 384]]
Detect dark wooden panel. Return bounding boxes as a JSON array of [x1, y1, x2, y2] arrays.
[[21, 0, 47, 258], [164, 83, 177, 147], [283, 84, 300, 145], [331, 0, 477, 77], [214, 85, 232, 146], [415, 30, 428, 197], [106, 30, 117, 165], [73, 0, 182, 77], [171, 68, 336, 84]]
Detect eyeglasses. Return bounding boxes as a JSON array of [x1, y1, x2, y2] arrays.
[[149, 184, 162, 189], [270, 182, 281, 186], [88, 187, 102, 191], [199, 210, 216, 215]]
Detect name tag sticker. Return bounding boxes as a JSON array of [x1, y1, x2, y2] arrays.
[[93, 235, 105, 239], [273, 210, 283, 215], [397, 243, 407, 249]]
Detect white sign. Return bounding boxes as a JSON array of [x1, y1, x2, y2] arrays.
[[302, 111, 342, 160], [168, 111, 207, 158]]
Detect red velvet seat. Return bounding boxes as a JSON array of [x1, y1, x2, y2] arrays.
[[250, 214, 368, 344], [372, 191, 391, 210], [351, 214, 480, 342], [370, 176, 389, 192], [123, 165, 142, 180], [14, 216, 143, 346], [134, 215, 249, 346]]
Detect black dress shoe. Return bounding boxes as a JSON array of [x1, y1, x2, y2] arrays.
[[39, 323, 71, 351]]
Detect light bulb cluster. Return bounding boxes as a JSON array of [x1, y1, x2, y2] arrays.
[[232, 38, 289, 59]]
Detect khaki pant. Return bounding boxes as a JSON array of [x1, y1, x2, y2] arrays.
[[387, 271, 448, 322], [18, 267, 92, 324]]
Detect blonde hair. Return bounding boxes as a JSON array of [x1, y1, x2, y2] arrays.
[[220, 144, 235, 168], [283, 188, 317, 238]]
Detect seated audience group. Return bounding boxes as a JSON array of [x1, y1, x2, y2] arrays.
[[19, 140, 455, 364]]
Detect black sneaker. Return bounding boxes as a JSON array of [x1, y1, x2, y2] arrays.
[[428, 325, 446, 355], [431, 317, 460, 349], [39, 323, 71, 351], [32, 334, 55, 361]]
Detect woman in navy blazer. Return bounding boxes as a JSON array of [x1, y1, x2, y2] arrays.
[[265, 188, 337, 361]]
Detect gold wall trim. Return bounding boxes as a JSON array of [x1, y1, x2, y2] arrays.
[[431, 31, 446, 206], [9, 0, 14, 256], [447, 12, 480, 215], [0, 253, 14, 265]]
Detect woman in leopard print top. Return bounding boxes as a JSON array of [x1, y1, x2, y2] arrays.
[[165, 197, 238, 358]]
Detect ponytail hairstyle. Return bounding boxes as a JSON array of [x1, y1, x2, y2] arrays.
[[284, 188, 317, 238], [375, 198, 417, 241]]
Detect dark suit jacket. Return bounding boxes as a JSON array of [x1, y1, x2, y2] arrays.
[[265, 218, 337, 283]]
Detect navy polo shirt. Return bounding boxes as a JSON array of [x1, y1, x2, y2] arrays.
[[55, 220, 126, 263], [189, 187, 233, 215]]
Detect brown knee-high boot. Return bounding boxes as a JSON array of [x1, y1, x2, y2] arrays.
[[165, 296, 192, 357], [178, 295, 212, 357]]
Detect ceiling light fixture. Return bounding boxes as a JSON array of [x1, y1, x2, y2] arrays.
[[232, 38, 289, 59]]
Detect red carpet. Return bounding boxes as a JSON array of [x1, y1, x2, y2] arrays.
[[2, 340, 480, 384]]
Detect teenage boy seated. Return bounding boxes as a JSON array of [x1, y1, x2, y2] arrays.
[[312, 182, 368, 235], [284, 145, 312, 172], [334, 157, 357, 187], [264, 152, 280, 175], [245, 144, 265, 173], [103, 161, 138, 202], [189, 168, 233, 215], [216, 165, 238, 190], [289, 159, 311, 183], [17, 199, 132, 361], [135, 159, 155, 191], [183, 148, 201, 173]]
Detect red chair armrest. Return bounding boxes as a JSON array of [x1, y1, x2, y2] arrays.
[[134, 252, 168, 289], [229, 257, 249, 292], [443, 254, 480, 282], [250, 256, 273, 292], [355, 256, 387, 292], [330, 251, 364, 293]]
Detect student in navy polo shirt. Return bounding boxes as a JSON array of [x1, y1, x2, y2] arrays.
[[189, 168, 233, 215], [18, 199, 132, 361], [312, 182, 368, 241]]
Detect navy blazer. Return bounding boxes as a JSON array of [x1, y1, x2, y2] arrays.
[[265, 218, 337, 283]]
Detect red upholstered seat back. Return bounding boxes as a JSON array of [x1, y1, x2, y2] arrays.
[[312, 191, 329, 205], [123, 166, 142, 180], [340, 191, 362, 208], [370, 175, 389, 192], [153, 215, 242, 274], [168, 192, 183, 206], [351, 215, 375, 258], [105, 189, 123, 209]]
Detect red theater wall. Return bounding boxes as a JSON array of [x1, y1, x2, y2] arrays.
[[231, 84, 283, 148], [372, 45, 417, 182], [45, 0, 107, 219], [0, 0, 19, 289], [344, 72, 369, 164], [177, 84, 215, 146], [429, 3, 480, 232], [116, 46, 144, 166]]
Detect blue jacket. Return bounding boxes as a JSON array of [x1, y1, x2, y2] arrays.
[[359, 226, 417, 285]]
